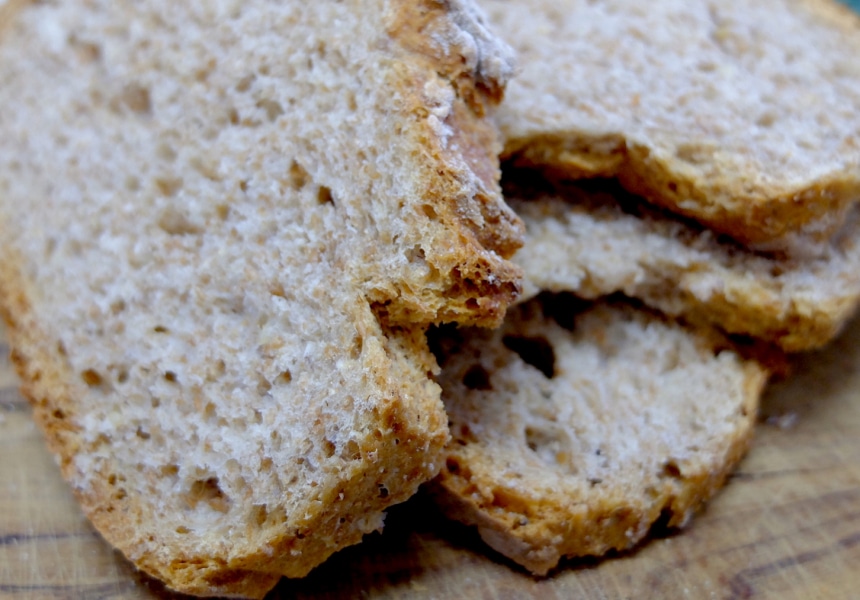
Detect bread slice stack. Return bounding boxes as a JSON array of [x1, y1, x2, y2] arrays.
[[480, 0, 860, 351], [1, 0, 858, 595], [0, 0, 523, 596], [425, 0, 860, 577]]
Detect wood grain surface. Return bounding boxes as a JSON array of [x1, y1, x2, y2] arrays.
[[1, 312, 859, 600]]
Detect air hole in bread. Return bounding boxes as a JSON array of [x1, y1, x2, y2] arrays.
[[187, 477, 230, 512], [69, 37, 101, 64], [489, 487, 529, 514], [228, 107, 240, 125], [275, 370, 292, 385], [44, 236, 57, 257], [457, 423, 477, 443], [525, 425, 572, 469], [421, 204, 438, 220], [256, 376, 272, 397], [154, 177, 183, 198], [405, 245, 426, 264], [135, 427, 150, 440], [252, 504, 268, 527], [539, 292, 590, 331], [757, 112, 777, 128], [117, 83, 151, 115], [158, 207, 202, 235], [322, 438, 336, 458], [288, 160, 309, 190], [116, 369, 129, 384], [317, 185, 334, 205], [156, 142, 176, 163], [662, 460, 682, 480], [235, 74, 255, 93], [81, 368, 103, 387], [160, 464, 179, 478], [650, 508, 676, 538], [124, 176, 140, 192], [503, 335, 556, 378], [378, 484, 389, 498], [52, 408, 65, 420], [175, 526, 190, 534], [462, 364, 492, 390], [163, 371, 178, 383], [340, 439, 360, 461], [256, 98, 284, 122], [109, 299, 127, 315], [350, 335, 363, 359]]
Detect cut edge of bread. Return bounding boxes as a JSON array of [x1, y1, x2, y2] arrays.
[[504, 134, 860, 250], [507, 175, 860, 352]]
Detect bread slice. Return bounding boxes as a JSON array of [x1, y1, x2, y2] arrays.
[[483, 0, 860, 249], [0, 1, 522, 597], [430, 295, 768, 575], [508, 176, 860, 352]]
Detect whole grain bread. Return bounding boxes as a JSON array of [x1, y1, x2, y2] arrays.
[[430, 295, 768, 575], [508, 176, 860, 352], [0, 1, 522, 596], [483, 0, 860, 250]]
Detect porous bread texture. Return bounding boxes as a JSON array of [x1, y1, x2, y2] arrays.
[[484, 0, 860, 249], [0, 0, 523, 596], [508, 177, 860, 352], [430, 296, 767, 575]]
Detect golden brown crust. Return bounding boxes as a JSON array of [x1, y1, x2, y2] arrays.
[[505, 136, 860, 248], [383, 0, 524, 327]]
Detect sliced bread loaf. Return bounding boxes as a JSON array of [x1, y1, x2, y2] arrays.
[[430, 295, 768, 575], [0, 0, 521, 596], [508, 176, 860, 352], [483, 0, 860, 250]]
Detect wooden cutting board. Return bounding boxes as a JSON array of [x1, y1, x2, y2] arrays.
[[1, 313, 859, 600]]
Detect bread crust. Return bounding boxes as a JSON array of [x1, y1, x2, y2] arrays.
[[505, 137, 860, 249]]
